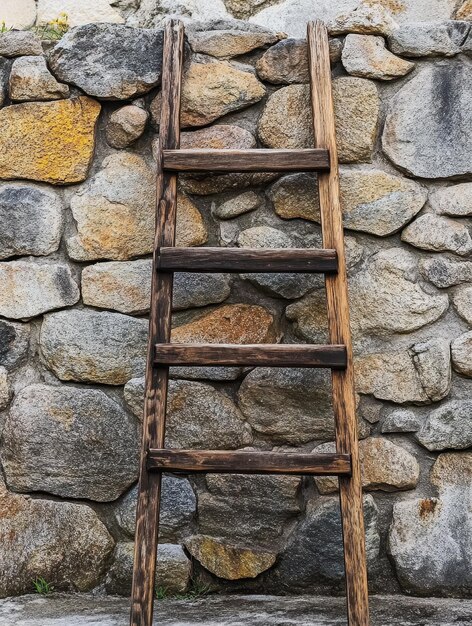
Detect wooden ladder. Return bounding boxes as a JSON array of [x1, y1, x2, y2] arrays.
[[130, 18, 369, 626]]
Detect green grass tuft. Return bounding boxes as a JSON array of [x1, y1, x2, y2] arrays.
[[32, 577, 54, 595]]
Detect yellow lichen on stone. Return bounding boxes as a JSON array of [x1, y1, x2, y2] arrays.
[[0, 96, 100, 185], [185, 535, 276, 580]]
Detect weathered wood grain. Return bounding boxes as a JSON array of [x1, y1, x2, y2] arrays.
[[130, 20, 184, 626], [147, 449, 352, 475], [154, 343, 347, 368], [158, 247, 338, 273], [163, 148, 330, 172], [308, 19, 370, 626]]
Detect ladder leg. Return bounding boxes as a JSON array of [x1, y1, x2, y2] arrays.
[[130, 20, 185, 626], [307, 20, 370, 626]]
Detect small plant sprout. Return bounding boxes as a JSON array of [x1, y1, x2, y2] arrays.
[[155, 586, 169, 600], [32, 577, 54, 595], [34, 12, 69, 41]]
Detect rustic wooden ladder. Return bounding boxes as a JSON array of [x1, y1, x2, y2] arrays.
[[130, 18, 369, 626]]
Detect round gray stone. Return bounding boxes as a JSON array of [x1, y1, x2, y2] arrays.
[[0, 184, 64, 259], [0, 261, 79, 320], [416, 400, 472, 451], [40, 309, 148, 385], [0, 479, 114, 597], [238, 367, 334, 444], [115, 477, 196, 542], [383, 61, 472, 178], [48, 24, 164, 100], [1, 383, 139, 501]]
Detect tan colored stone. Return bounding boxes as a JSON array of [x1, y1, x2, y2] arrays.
[[37, 0, 124, 27], [224, 0, 280, 20], [67, 153, 206, 261], [82, 259, 152, 315], [187, 23, 284, 58], [453, 286, 472, 325], [0, 97, 100, 185], [315, 437, 419, 493], [333, 77, 379, 163], [106, 105, 148, 149], [176, 193, 208, 247], [402, 214, 472, 256], [180, 124, 256, 150], [67, 152, 154, 261], [355, 338, 451, 404], [1, 0, 37, 29], [342, 34, 414, 80], [451, 331, 472, 377], [268, 173, 319, 222], [328, 4, 398, 36], [9, 56, 70, 102], [0, 479, 114, 597], [0, 261, 79, 320], [258, 84, 311, 149], [270, 168, 426, 232], [258, 78, 379, 163], [456, 0, 472, 19], [289, 249, 448, 341], [360, 438, 419, 490], [172, 304, 276, 344], [151, 59, 265, 128], [340, 168, 427, 235], [0, 367, 11, 411], [213, 191, 262, 219], [185, 535, 276, 580], [256, 37, 343, 84], [431, 452, 472, 487]]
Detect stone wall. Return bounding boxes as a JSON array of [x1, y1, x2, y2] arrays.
[[0, 0, 471, 601]]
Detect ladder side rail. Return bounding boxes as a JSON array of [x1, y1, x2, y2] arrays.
[[130, 19, 185, 626], [307, 20, 370, 626]]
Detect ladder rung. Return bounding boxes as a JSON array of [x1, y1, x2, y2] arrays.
[[147, 449, 351, 476], [162, 148, 330, 173], [154, 343, 347, 368], [158, 247, 338, 273]]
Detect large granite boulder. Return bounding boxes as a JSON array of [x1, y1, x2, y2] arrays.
[[0, 479, 114, 597], [1, 384, 139, 501], [383, 62, 472, 178], [48, 24, 164, 99], [389, 453, 472, 595]]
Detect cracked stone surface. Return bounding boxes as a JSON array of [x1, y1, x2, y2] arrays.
[[3, 594, 472, 625]]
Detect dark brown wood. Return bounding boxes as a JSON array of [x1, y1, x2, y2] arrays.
[[163, 148, 330, 172], [130, 20, 184, 626], [147, 449, 351, 476], [154, 343, 347, 368], [158, 247, 338, 273], [308, 20, 369, 626]]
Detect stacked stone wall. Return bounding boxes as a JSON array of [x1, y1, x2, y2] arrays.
[[0, 0, 472, 600]]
